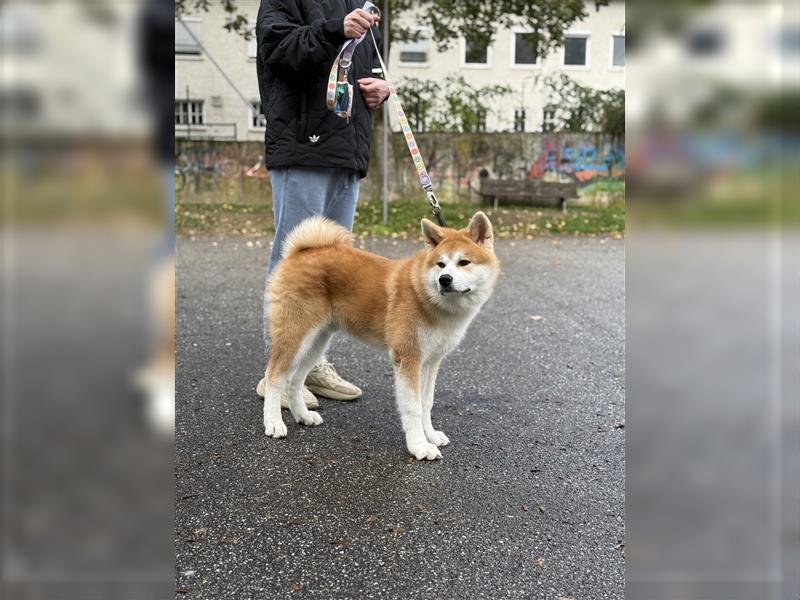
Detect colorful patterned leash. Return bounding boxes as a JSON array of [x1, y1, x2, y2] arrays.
[[326, 41, 361, 118], [326, 1, 446, 227]]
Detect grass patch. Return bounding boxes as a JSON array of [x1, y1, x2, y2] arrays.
[[177, 198, 625, 239]]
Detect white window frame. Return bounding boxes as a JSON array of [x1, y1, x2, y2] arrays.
[[249, 100, 266, 130], [561, 31, 591, 70], [175, 16, 203, 60], [510, 27, 542, 69], [541, 107, 557, 132], [513, 108, 527, 132], [397, 27, 430, 68], [175, 99, 205, 127], [609, 32, 625, 70], [475, 109, 487, 132], [460, 35, 492, 69], [247, 20, 257, 60]]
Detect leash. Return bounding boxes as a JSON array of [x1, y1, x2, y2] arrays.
[[326, 2, 447, 227]]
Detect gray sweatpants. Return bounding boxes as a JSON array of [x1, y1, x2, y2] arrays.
[[263, 166, 360, 357]]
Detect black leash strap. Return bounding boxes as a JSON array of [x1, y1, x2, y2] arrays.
[[426, 190, 447, 227]]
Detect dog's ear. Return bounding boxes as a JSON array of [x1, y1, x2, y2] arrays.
[[467, 211, 494, 251], [421, 218, 443, 250]]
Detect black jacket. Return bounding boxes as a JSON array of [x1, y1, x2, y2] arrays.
[[256, 0, 382, 178]]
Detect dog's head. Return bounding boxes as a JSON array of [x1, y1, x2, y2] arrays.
[[419, 212, 499, 312]]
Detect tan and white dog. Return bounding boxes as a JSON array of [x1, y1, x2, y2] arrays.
[[261, 212, 499, 460]]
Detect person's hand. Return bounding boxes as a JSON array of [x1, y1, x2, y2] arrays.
[[343, 8, 379, 39], [357, 77, 390, 109]]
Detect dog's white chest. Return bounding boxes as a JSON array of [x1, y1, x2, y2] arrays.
[[418, 318, 472, 360]]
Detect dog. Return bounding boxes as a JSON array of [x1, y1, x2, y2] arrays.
[[261, 212, 499, 460]]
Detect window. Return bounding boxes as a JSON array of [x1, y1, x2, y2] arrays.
[[464, 35, 489, 65], [475, 109, 487, 132], [398, 29, 429, 64], [513, 109, 526, 132], [685, 27, 724, 56], [563, 34, 589, 66], [513, 32, 539, 65], [250, 101, 266, 129], [611, 34, 625, 67], [779, 25, 800, 55], [175, 17, 202, 55], [175, 100, 204, 125], [408, 101, 427, 132], [542, 108, 557, 132]]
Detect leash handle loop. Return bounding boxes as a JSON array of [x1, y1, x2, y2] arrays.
[[328, 2, 447, 227]]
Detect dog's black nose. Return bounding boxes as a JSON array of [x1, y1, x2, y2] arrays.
[[439, 274, 453, 287]]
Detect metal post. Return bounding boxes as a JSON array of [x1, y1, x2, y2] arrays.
[[186, 85, 191, 140], [381, 0, 389, 225]]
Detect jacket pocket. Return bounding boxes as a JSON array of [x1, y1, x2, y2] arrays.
[[302, 106, 349, 143], [297, 90, 308, 140]]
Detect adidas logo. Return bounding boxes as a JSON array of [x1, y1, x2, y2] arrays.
[[308, 134, 320, 143]]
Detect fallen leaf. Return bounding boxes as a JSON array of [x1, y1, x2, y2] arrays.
[[287, 517, 304, 526], [186, 527, 207, 542], [532, 555, 545, 566], [288, 582, 302, 592], [387, 526, 405, 534], [330, 538, 353, 547], [366, 515, 378, 524], [219, 532, 241, 545]]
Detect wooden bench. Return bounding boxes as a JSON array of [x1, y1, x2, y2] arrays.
[[478, 176, 577, 212]]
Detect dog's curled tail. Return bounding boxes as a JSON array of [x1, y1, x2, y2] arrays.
[[281, 216, 353, 258]]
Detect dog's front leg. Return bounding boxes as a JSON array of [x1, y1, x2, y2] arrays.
[[421, 358, 449, 447], [393, 353, 442, 461], [263, 371, 288, 438]]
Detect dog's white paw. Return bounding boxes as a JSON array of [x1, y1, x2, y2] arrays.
[[280, 395, 319, 410], [427, 430, 450, 447], [408, 441, 443, 461], [264, 419, 288, 438], [295, 411, 323, 427]]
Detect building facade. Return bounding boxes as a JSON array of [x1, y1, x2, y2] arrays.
[[175, 0, 263, 142], [388, 1, 625, 133], [174, 1, 624, 142]]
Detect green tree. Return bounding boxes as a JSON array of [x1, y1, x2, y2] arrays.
[[542, 74, 624, 139], [175, 0, 251, 38], [176, 0, 610, 55], [398, 75, 511, 133]]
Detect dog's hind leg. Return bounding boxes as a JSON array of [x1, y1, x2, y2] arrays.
[[285, 325, 332, 427], [262, 323, 307, 438], [421, 357, 449, 447], [392, 351, 442, 461]]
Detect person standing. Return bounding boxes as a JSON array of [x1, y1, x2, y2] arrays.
[[255, 0, 390, 406]]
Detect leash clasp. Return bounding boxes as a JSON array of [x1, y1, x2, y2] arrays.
[[426, 190, 447, 227]]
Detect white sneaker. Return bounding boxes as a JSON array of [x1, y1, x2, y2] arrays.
[[304, 359, 362, 401], [255, 377, 319, 409]]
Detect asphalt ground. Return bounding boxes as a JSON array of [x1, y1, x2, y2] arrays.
[[176, 233, 625, 599]]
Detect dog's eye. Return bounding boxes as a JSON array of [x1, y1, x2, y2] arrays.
[[458, 259, 471, 267], [436, 262, 446, 268]]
